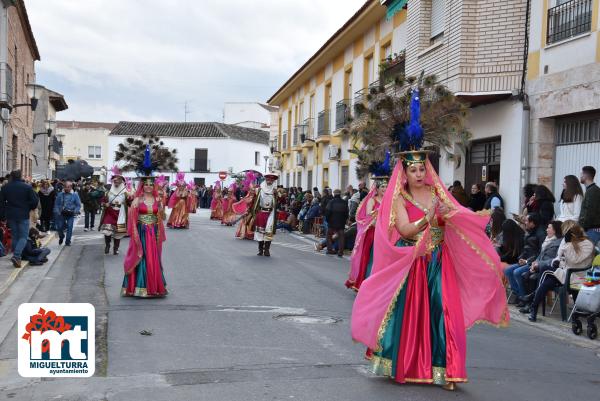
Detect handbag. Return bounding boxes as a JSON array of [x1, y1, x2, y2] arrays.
[[61, 209, 75, 218], [553, 266, 567, 284]]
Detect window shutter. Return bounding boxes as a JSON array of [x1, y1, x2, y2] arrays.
[[430, 0, 446, 38]]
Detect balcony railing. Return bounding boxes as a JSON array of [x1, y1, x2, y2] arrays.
[[317, 110, 330, 137], [0, 62, 13, 108], [50, 136, 62, 155], [282, 130, 288, 150], [353, 80, 381, 106], [302, 117, 315, 142], [379, 52, 406, 84], [190, 158, 211, 172], [547, 0, 592, 44], [335, 99, 351, 130], [293, 125, 303, 146]]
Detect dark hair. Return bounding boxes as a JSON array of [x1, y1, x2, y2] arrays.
[[561, 175, 583, 203], [452, 180, 462, 188], [534, 185, 555, 203], [549, 220, 563, 239], [472, 183, 481, 190], [523, 183, 537, 200], [490, 207, 506, 239], [582, 166, 596, 180], [526, 212, 541, 227], [9, 170, 22, 180], [501, 219, 525, 258]]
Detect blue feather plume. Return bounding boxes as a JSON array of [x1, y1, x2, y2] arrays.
[[369, 151, 392, 177], [396, 89, 424, 152], [137, 145, 156, 176]]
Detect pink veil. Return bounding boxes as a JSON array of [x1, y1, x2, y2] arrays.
[[351, 158, 509, 350], [347, 184, 377, 286]]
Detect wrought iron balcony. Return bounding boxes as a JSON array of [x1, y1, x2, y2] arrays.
[[317, 110, 330, 137], [302, 118, 315, 142], [335, 99, 351, 130], [270, 138, 279, 153], [190, 158, 211, 172], [547, 0, 592, 44]]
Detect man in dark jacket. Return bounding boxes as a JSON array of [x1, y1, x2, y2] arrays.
[[484, 182, 504, 210], [579, 165, 600, 245], [468, 183, 486, 211], [0, 170, 39, 267], [324, 189, 349, 257]]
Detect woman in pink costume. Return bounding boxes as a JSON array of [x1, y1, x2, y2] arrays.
[[233, 172, 259, 239], [167, 172, 193, 229], [187, 180, 198, 213], [351, 91, 508, 391], [221, 184, 238, 226], [123, 176, 167, 297], [346, 155, 391, 291], [210, 181, 223, 221]]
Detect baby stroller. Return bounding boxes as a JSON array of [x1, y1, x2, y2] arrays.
[[570, 256, 600, 340]]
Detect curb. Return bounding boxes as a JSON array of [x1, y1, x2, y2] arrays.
[[0, 231, 57, 297]]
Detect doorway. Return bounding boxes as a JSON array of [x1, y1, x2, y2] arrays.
[[465, 137, 501, 192]]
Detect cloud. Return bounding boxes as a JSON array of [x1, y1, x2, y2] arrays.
[[26, 0, 367, 122]]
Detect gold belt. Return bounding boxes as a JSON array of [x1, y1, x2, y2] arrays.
[[260, 208, 273, 212], [404, 226, 444, 250], [138, 214, 158, 225]]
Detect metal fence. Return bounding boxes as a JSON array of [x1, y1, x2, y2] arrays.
[[317, 110, 330, 136]]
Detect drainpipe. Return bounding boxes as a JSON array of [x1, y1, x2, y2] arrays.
[[0, 3, 9, 175], [519, 0, 532, 202]]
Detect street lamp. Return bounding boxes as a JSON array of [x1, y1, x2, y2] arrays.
[[33, 120, 57, 139], [263, 155, 269, 173], [12, 84, 38, 111]]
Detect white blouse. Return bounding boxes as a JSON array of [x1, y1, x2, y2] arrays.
[[557, 194, 582, 222]]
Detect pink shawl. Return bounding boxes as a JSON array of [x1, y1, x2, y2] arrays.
[[351, 159, 509, 350], [124, 185, 166, 275], [347, 185, 377, 286]]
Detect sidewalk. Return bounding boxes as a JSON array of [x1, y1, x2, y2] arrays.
[[0, 231, 57, 297]]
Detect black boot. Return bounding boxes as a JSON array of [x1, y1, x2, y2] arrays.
[[113, 239, 120, 255], [104, 236, 111, 254], [257, 241, 264, 256], [263, 241, 271, 257], [528, 305, 538, 322]]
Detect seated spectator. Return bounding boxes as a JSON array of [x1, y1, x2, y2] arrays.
[[517, 220, 563, 310], [487, 207, 506, 247], [277, 213, 298, 232], [315, 220, 357, 253], [22, 228, 51, 266], [504, 213, 546, 306], [302, 198, 322, 234], [527, 221, 595, 322], [497, 219, 525, 266]]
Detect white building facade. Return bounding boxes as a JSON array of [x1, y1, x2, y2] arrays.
[[107, 121, 270, 187]]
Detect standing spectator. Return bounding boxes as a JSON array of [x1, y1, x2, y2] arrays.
[[53, 181, 81, 246], [296, 187, 304, 203], [344, 185, 354, 201], [324, 189, 349, 257], [80, 180, 102, 232], [0, 170, 39, 268], [533, 185, 555, 227], [38, 180, 56, 232], [348, 188, 361, 221], [198, 185, 207, 208], [468, 183, 486, 212], [578, 166, 600, 244], [358, 182, 369, 201], [483, 182, 504, 210], [312, 186, 321, 201], [205, 185, 213, 209], [450, 180, 469, 207], [557, 175, 583, 222], [320, 188, 332, 212]]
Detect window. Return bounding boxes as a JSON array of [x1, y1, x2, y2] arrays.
[[296, 171, 302, 188], [547, 0, 592, 44], [88, 146, 102, 159], [364, 55, 375, 86], [382, 43, 392, 59], [194, 148, 208, 172], [307, 170, 313, 190], [430, 0, 446, 43], [341, 166, 349, 191], [255, 151, 260, 166]]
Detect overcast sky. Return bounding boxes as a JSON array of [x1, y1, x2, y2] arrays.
[[26, 0, 366, 123]]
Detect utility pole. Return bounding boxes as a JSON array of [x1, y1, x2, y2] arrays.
[[184, 101, 191, 122]]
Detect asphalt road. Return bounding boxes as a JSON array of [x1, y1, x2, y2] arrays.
[[0, 209, 599, 401]]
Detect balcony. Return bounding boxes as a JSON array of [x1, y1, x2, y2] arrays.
[[335, 99, 351, 130], [379, 51, 406, 84], [547, 0, 592, 45], [317, 110, 330, 137], [270, 138, 279, 153], [353, 80, 381, 106], [50, 136, 62, 155], [293, 125, 304, 147], [301, 117, 315, 145], [0, 62, 13, 108], [190, 158, 211, 172], [282, 130, 288, 151]]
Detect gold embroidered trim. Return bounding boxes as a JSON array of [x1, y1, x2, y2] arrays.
[[138, 214, 158, 225]]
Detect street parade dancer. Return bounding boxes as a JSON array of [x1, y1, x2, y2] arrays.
[[155, 174, 169, 221], [99, 166, 129, 255], [221, 184, 238, 226], [233, 171, 258, 240], [346, 153, 390, 291], [123, 146, 167, 298], [210, 181, 223, 221], [167, 172, 193, 229], [351, 90, 508, 390], [187, 180, 198, 212]]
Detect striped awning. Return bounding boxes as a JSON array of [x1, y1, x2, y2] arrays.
[[384, 0, 408, 20]]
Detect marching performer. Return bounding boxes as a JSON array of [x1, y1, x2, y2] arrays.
[[221, 184, 238, 226], [123, 147, 168, 298], [99, 166, 129, 255], [351, 90, 508, 390], [210, 181, 223, 221], [252, 174, 278, 256], [167, 172, 192, 229], [233, 172, 258, 240]]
